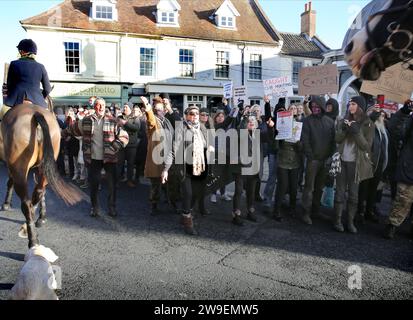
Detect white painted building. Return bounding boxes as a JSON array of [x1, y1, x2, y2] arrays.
[[21, 0, 288, 112]]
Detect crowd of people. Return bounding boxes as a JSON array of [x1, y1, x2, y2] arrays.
[[58, 93, 413, 240]]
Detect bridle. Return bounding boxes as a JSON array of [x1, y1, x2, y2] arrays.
[[365, 0, 413, 71]]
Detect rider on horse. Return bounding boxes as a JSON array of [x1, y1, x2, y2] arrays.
[[1, 39, 52, 119]]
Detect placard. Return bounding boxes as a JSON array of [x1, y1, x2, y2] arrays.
[[298, 64, 338, 96], [233, 85, 247, 103], [223, 82, 233, 99], [263, 76, 293, 99], [285, 121, 303, 143], [361, 63, 413, 104], [275, 111, 294, 140]]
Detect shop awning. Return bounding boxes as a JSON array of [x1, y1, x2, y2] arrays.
[[145, 83, 223, 96]]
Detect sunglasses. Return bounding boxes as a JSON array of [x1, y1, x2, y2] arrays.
[[200, 112, 209, 116], [188, 112, 199, 116]]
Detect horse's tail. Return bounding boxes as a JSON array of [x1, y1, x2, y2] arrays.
[[33, 112, 87, 206]]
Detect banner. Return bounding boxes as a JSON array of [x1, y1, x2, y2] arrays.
[[233, 85, 247, 104], [263, 76, 293, 99], [223, 82, 233, 99], [361, 63, 413, 104], [275, 111, 294, 140], [298, 64, 338, 96]]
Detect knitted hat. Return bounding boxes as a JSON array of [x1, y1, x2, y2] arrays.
[[17, 39, 37, 54], [349, 96, 367, 112]]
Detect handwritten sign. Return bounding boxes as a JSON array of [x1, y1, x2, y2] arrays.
[[276, 111, 294, 140], [298, 65, 338, 96], [361, 63, 413, 104], [263, 76, 293, 99], [223, 82, 233, 99], [234, 86, 247, 103]]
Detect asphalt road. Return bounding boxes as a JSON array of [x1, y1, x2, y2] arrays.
[[0, 163, 412, 300]]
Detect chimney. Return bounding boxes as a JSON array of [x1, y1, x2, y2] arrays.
[[301, 1, 316, 38]]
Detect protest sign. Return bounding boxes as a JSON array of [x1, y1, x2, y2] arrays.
[[275, 111, 294, 140], [223, 82, 233, 99], [234, 86, 247, 104], [361, 63, 413, 104], [263, 76, 293, 99], [298, 65, 338, 96], [285, 121, 303, 143]]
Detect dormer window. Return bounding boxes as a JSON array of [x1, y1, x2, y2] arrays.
[[90, 0, 118, 21], [156, 0, 181, 27], [215, 0, 240, 30]]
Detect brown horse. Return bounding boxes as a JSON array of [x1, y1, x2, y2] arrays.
[[0, 103, 86, 248]]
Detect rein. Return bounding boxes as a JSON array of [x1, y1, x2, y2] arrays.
[[365, 0, 413, 71]]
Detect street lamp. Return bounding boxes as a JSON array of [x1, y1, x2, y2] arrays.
[[238, 43, 246, 85]]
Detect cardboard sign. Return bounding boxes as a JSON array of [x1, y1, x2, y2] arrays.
[[373, 103, 400, 115], [223, 82, 233, 99], [298, 64, 338, 96], [276, 111, 294, 140], [263, 76, 293, 99], [361, 63, 413, 104], [233, 85, 247, 103]]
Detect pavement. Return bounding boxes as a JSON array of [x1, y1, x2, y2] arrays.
[[0, 163, 412, 300]]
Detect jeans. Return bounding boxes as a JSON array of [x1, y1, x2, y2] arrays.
[[335, 161, 358, 212], [302, 159, 328, 215], [274, 167, 299, 210], [263, 152, 278, 206], [89, 160, 117, 210], [117, 147, 137, 181], [233, 173, 258, 211]]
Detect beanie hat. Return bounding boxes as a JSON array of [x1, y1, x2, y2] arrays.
[[349, 96, 367, 112], [199, 108, 209, 114], [17, 39, 37, 54], [184, 105, 199, 115]]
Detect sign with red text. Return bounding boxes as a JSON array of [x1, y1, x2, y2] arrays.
[[263, 76, 293, 99], [298, 65, 338, 96], [276, 111, 294, 140]]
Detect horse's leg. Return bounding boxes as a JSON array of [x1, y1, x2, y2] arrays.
[[32, 169, 47, 228], [13, 172, 38, 248], [1, 178, 14, 211]]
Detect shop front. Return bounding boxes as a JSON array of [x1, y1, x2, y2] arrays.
[[50, 82, 129, 112]]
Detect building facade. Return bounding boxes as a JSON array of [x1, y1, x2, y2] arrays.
[[21, 0, 287, 112]]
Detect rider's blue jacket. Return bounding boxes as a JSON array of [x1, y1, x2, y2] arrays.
[[4, 58, 51, 108]]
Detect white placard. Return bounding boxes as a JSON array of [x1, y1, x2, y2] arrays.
[[285, 121, 303, 143], [276, 111, 294, 140], [233, 85, 247, 103], [263, 76, 294, 99], [223, 82, 233, 99]]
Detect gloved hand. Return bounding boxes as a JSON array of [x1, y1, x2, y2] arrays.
[[341, 121, 349, 132], [110, 140, 123, 152], [348, 122, 361, 135], [370, 110, 381, 122], [401, 100, 413, 114]]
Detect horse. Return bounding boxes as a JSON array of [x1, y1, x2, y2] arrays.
[[343, 0, 413, 80], [0, 100, 86, 248]]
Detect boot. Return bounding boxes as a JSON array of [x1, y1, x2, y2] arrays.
[[301, 211, 312, 225], [383, 224, 397, 239], [108, 207, 118, 218], [272, 207, 282, 222], [365, 210, 379, 223], [347, 206, 358, 234], [90, 206, 101, 217], [247, 207, 258, 222], [182, 213, 197, 235], [151, 203, 160, 216], [232, 210, 244, 226], [333, 203, 344, 232]]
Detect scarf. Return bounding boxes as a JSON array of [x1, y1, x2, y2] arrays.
[[187, 121, 205, 176], [19, 53, 36, 60]]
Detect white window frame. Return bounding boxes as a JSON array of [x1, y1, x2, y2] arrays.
[[250, 99, 261, 107], [215, 51, 230, 79], [96, 5, 113, 20], [179, 48, 195, 79], [157, 11, 178, 26], [218, 15, 236, 29], [64, 40, 82, 74], [139, 47, 157, 78], [249, 54, 262, 81], [293, 61, 303, 85], [91, 2, 117, 21]]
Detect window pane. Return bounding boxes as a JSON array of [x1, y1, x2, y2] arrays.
[[140, 47, 156, 76], [64, 41, 81, 73]]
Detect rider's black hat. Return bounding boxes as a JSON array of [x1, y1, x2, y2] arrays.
[[17, 39, 38, 55]]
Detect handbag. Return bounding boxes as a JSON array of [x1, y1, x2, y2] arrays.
[[329, 152, 342, 177]]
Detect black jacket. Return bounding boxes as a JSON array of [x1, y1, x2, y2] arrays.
[[118, 114, 141, 148], [5, 58, 51, 108], [302, 114, 335, 161]]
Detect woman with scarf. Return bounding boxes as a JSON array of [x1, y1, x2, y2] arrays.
[[163, 106, 210, 235], [2, 39, 51, 118], [333, 96, 375, 233], [357, 108, 388, 223]]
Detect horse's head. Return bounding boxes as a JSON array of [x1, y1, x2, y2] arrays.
[[344, 0, 413, 80]]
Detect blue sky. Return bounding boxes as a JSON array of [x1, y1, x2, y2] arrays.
[[0, 0, 370, 80]]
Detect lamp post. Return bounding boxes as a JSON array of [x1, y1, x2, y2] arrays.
[[238, 43, 246, 86]]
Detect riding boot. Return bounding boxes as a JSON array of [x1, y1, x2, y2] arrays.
[[333, 203, 344, 232], [347, 205, 358, 234], [181, 212, 197, 236]]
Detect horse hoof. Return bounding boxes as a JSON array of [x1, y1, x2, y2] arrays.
[[1, 204, 11, 211], [35, 218, 47, 228], [18, 223, 28, 239]]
